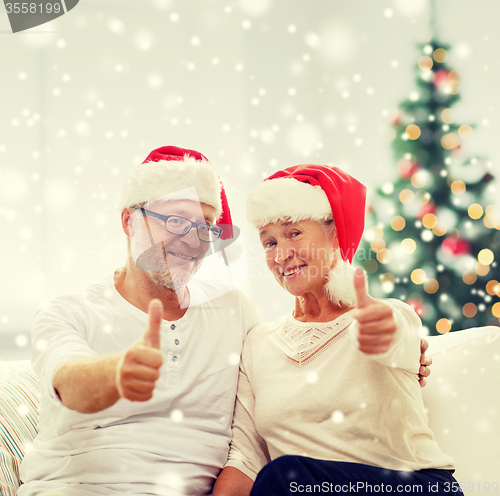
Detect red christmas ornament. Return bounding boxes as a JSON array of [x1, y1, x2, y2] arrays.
[[406, 298, 425, 317], [441, 237, 471, 256], [418, 201, 436, 219], [397, 158, 420, 179], [433, 69, 450, 88]]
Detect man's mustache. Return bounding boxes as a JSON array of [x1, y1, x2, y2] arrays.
[[135, 242, 204, 271]]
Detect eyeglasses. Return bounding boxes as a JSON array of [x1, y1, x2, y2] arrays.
[[136, 208, 223, 243]]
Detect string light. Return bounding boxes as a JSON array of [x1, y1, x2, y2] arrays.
[[478, 249, 494, 266], [399, 189, 415, 204], [492, 303, 500, 318], [436, 318, 451, 334], [390, 216, 406, 231], [462, 302, 477, 318], [475, 263, 490, 276], [411, 269, 427, 285], [411, 171, 429, 189], [401, 238, 417, 254], [441, 133, 460, 150], [468, 203, 484, 219], [377, 249, 392, 264], [370, 239, 386, 253], [424, 279, 439, 294], [462, 271, 477, 285], [433, 48, 447, 63], [405, 124, 421, 140], [441, 108, 455, 123], [418, 56, 433, 71], [458, 125, 473, 139], [422, 213, 437, 229], [451, 180, 466, 195], [486, 280, 500, 296], [432, 222, 447, 236], [365, 226, 384, 241]]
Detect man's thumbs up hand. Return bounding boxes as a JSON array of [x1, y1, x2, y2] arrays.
[[353, 268, 397, 355], [116, 299, 164, 401], [142, 300, 162, 349]]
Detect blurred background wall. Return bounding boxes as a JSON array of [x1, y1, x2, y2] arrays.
[[0, 0, 499, 358]]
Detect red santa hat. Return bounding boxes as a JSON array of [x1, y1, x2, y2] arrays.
[[120, 145, 233, 239], [246, 164, 366, 262]]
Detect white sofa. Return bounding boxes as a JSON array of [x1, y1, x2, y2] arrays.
[[0, 327, 499, 494]]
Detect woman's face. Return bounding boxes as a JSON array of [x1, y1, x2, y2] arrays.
[[259, 219, 339, 297]]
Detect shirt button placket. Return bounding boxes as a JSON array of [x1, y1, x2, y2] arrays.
[[167, 323, 181, 386]]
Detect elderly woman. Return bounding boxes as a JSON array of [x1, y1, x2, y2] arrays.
[[213, 165, 460, 496]]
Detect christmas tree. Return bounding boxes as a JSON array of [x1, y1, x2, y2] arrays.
[[357, 20, 500, 335]]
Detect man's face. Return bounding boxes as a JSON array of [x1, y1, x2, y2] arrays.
[[129, 200, 216, 290]]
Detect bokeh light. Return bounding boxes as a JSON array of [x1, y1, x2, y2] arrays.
[[399, 189, 415, 204], [458, 125, 473, 139], [391, 216, 406, 231], [377, 249, 392, 264], [478, 249, 494, 266], [422, 213, 437, 229], [486, 280, 500, 296], [370, 239, 386, 253], [411, 268, 426, 285], [411, 170, 429, 189], [468, 203, 484, 220], [462, 270, 477, 285], [451, 180, 466, 195], [436, 318, 451, 334], [432, 222, 447, 236], [433, 48, 447, 63], [424, 279, 439, 294], [492, 303, 500, 318], [418, 56, 433, 71], [441, 108, 454, 123], [441, 133, 460, 150], [405, 124, 421, 140], [462, 303, 477, 318], [401, 238, 416, 254], [476, 263, 490, 276]]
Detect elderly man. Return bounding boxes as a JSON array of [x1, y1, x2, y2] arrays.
[[18, 146, 263, 496]]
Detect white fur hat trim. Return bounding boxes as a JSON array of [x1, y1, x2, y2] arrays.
[[246, 177, 332, 228], [119, 156, 222, 218]]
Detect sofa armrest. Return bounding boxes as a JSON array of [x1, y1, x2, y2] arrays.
[[423, 327, 500, 483]]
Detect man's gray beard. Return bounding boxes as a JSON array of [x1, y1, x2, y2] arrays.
[[139, 240, 203, 290], [146, 266, 195, 290]]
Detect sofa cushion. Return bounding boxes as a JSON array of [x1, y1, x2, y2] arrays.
[[0, 370, 40, 495]]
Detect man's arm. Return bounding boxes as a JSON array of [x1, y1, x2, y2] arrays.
[[213, 467, 253, 496], [53, 300, 163, 414]]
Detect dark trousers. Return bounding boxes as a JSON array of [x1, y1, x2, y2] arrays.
[[250, 456, 463, 496]]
